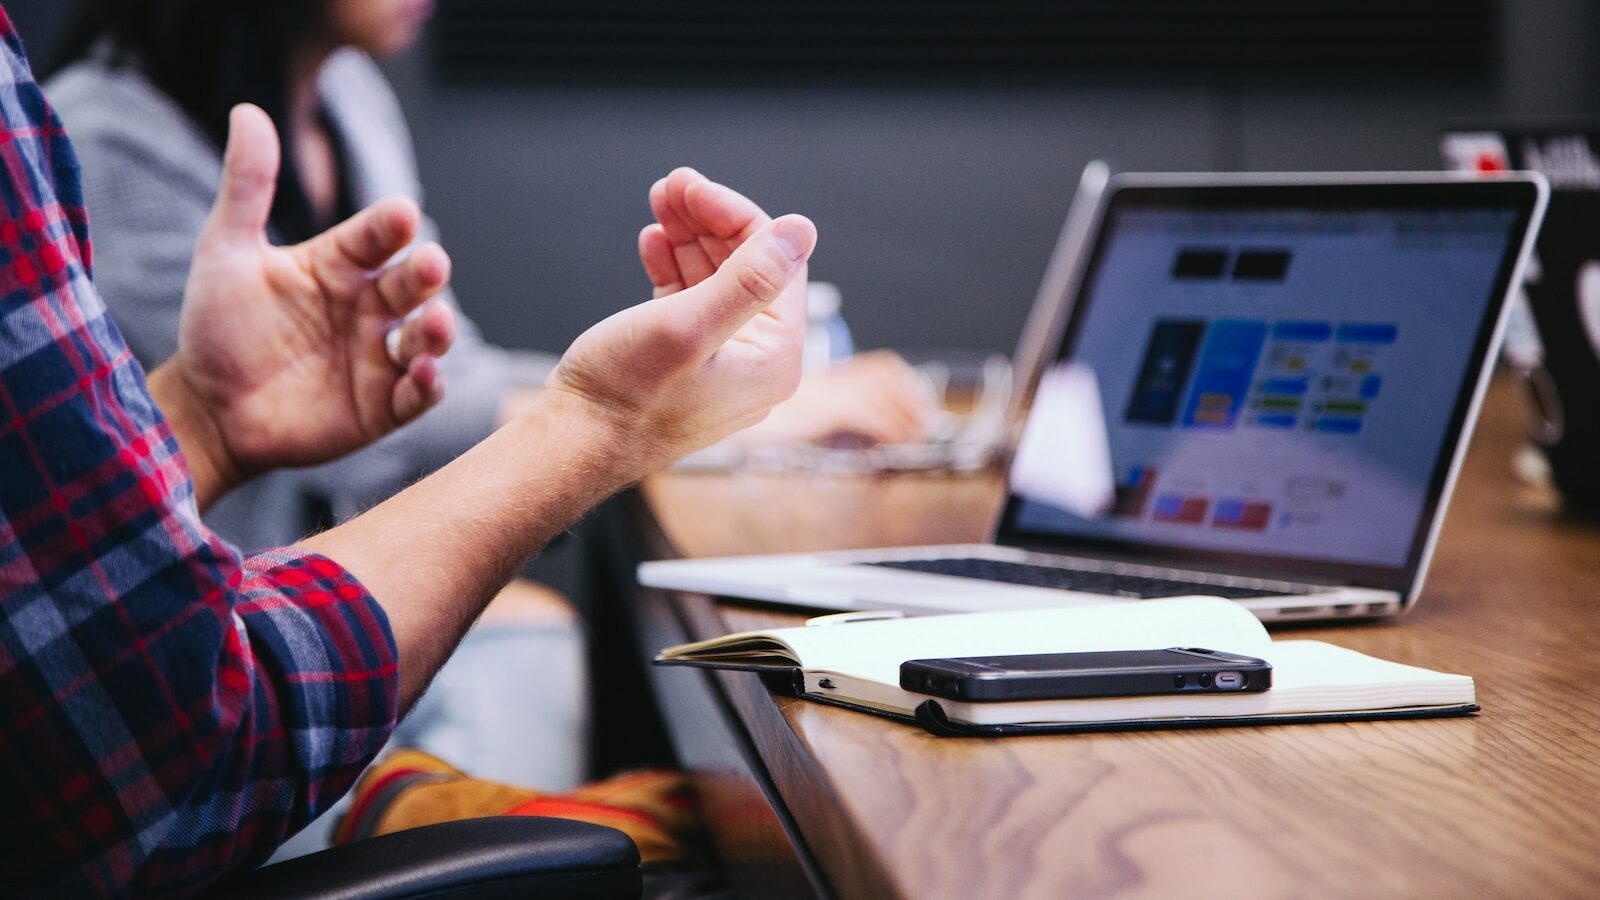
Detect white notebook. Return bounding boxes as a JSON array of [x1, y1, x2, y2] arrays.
[[655, 597, 1476, 735]]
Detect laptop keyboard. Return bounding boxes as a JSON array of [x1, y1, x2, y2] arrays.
[[863, 557, 1297, 600]]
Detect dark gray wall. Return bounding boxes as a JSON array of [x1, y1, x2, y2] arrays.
[[13, 1, 1600, 357], [383, 1, 1600, 357]]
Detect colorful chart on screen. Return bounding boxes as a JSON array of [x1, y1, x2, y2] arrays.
[[1014, 205, 1518, 569]]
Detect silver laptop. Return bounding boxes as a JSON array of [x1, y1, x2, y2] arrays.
[[641, 172, 1548, 622], [671, 160, 1114, 474]]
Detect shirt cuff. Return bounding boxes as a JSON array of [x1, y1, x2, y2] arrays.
[[236, 548, 399, 815]]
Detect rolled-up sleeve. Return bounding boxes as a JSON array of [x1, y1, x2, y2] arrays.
[[234, 549, 399, 803], [118, 550, 399, 896], [0, 21, 398, 897]]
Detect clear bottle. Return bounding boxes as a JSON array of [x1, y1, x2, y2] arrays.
[[804, 281, 853, 372]]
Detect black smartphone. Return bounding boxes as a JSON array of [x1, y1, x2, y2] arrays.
[[899, 648, 1272, 702]]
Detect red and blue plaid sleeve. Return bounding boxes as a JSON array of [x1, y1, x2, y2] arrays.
[[0, 10, 399, 896]]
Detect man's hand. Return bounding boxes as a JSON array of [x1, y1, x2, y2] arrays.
[[639, 168, 934, 448], [308, 173, 815, 704], [149, 105, 456, 508], [541, 172, 816, 479], [637, 167, 772, 299]]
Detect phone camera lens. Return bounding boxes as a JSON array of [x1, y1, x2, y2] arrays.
[[1198, 673, 1214, 688], [1173, 674, 1187, 688]]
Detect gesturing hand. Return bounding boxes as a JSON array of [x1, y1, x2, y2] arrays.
[[639, 168, 935, 448], [638, 167, 773, 298], [150, 105, 456, 506], [543, 171, 817, 477]]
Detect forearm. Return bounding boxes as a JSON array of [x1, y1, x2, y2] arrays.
[[147, 362, 242, 512], [299, 390, 632, 708]]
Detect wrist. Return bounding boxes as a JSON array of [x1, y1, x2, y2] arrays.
[[147, 360, 246, 510], [517, 386, 654, 490], [496, 386, 544, 427]]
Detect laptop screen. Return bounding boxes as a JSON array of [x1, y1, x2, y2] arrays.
[[1000, 180, 1541, 590]]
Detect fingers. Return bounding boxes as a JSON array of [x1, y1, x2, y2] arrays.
[[206, 104, 280, 238], [851, 351, 938, 432], [746, 358, 929, 447], [391, 353, 445, 425], [826, 385, 927, 445], [379, 297, 452, 431], [373, 241, 452, 317], [670, 214, 817, 350], [682, 178, 767, 244], [841, 407, 922, 445], [638, 224, 685, 298], [323, 196, 424, 271], [665, 167, 754, 272], [777, 352, 935, 445], [847, 390, 928, 444], [390, 299, 456, 366], [649, 167, 777, 291], [648, 167, 703, 244], [874, 392, 934, 442], [650, 172, 717, 286]]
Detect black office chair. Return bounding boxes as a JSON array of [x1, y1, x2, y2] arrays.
[[202, 817, 641, 899]]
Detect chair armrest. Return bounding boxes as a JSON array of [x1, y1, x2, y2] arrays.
[[204, 817, 641, 900]]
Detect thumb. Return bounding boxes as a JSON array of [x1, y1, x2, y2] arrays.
[[206, 104, 280, 238], [676, 214, 816, 348]]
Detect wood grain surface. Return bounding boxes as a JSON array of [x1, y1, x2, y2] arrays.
[[640, 379, 1600, 899]]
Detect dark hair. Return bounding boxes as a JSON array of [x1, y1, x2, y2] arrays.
[[49, 0, 330, 243]]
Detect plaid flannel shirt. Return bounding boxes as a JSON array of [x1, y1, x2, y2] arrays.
[[0, 10, 399, 896]]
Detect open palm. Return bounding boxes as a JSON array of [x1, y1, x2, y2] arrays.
[[168, 105, 455, 481]]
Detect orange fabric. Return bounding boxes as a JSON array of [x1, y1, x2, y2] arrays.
[[336, 749, 699, 863]]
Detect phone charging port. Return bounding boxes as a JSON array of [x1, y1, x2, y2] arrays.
[[1214, 671, 1245, 690]]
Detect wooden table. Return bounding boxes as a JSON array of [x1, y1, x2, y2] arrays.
[[629, 378, 1600, 899]]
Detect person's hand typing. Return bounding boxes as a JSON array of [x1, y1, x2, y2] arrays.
[[734, 350, 936, 447], [149, 105, 455, 507]]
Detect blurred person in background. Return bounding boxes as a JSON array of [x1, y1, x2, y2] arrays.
[[44, 0, 931, 858]]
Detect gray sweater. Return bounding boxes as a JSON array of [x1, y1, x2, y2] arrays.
[[47, 50, 556, 550]]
